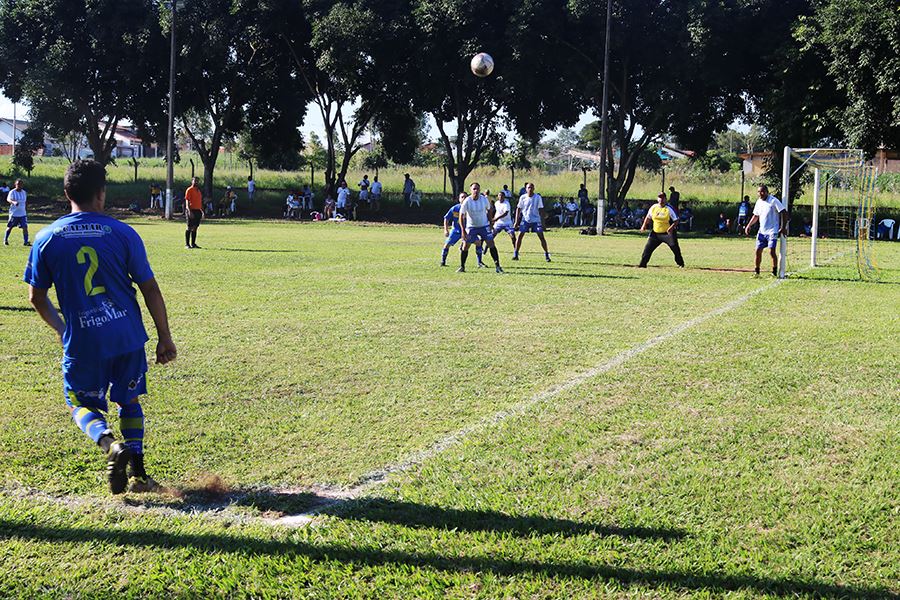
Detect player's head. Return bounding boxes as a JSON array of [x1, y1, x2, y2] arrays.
[[458, 192, 467, 202], [470, 182, 480, 196], [64, 160, 106, 210], [744, 195, 750, 202], [496, 192, 504, 201], [503, 184, 508, 190], [669, 186, 675, 192], [657, 193, 667, 205], [526, 182, 535, 195], [758, 185, 768, 199], [247, 175, 252, 181], [13, 179, 22, 190], [191, 176, 199, 186]]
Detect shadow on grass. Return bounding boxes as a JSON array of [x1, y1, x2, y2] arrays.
[[0, 513, 891, 598], [0, 305, 32, 312], [511, 268, 636, 280]]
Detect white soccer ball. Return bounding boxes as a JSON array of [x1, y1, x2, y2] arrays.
[[470, 52, 494, 78]]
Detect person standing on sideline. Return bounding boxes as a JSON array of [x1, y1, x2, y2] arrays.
[[370, 176, 382, 211], [513, 182, 551, 262], [667, 186, 680, 210], [735, 195, 751, 233], [336, 181, 350, 216], [184, 177, 204, 248], [247, 176, 255, 203], [403, 173, 415, 206], [458, 182, 503, 273], [638, 192, 684, 268], [744, 184, 787, 276], [24, 160, 177, 494], [501, 184, 512, 202], [5, 179, 29, 246]]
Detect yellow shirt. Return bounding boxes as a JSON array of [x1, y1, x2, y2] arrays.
[[649, 204, 676, 233]]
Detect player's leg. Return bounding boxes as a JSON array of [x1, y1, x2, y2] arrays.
[[665, 234, 685, 267], [191, 213, 201, 248], [507, 229, 516, 251], [63, 356, 133, 494], [4, 219, 12, 245], [536, 230, 550, 261], [638, 233, 662, 267], [754, 245, 764, 275], [769, 245, 778, 276], [21, 221, 29, 245], [109, 349, 156, 492], [486, 238, 503, 273], [513, 229, 525, 259], [476, 240, 485, 267], [442, 230, 460, 266]]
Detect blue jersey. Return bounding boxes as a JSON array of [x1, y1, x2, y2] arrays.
[[444, 203, 462, 231], [738, 201, 750, 217], [24, 212, 154, 360]]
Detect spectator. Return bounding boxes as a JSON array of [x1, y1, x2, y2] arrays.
[[501, 184, 512, 201], [359, 174, 370, 195], [707, 212, 729, 234], [247, 176, 255, 203], [620, 202, 634, 228], [359, 187, 370, 208], [800, 217, 813, 237], [284, 191, 297, 219], [579, 191, 594, 227], [577, 183, 588, 204], [518, 185, 526, 196], [563, 199, 579, 227], [301, 184, 314, 211], [668, 185, 680, 210], [370, 176, 382, 210], [336, 181, 351, 216], [633, 202, 648, 228], [735, 195, 751, 233], [408, 188, 422, 208], [229, 189, 237, 215], [0, 182, 10, 197], [403, 173, 415, 205], [678, 203, 693, 232], [876, 218, 895, 240], [149, 183, 162, 210], [324, 194, 336, 219]]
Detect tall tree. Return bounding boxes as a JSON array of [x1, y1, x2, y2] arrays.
[[0, 0, 166, 164], [282, 0, 414, 197], [408, 0, 584, 197], [564, 0, 765, 205]]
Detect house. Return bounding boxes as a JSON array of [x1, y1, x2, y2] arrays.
[[739, 151, 774, 176], [872, 148, 900, 173], [0, 118, 27, 156]]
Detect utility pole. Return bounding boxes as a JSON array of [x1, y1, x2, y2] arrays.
[[596, 0, 612, 235], [165, 0, 177, 219], [11, 102, 16, 157]]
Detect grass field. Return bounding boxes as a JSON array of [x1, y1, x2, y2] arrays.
[[0, 217, 898, 598]]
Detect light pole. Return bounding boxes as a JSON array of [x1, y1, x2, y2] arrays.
[[165, 0, 177, 219], [596, 0, 612, 235]]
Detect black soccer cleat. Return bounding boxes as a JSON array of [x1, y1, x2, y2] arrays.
[[456, 266, 466, 273], [107, 441, 132, 495]]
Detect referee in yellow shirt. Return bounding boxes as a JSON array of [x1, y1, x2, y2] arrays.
[[638, 193, 684, 268]]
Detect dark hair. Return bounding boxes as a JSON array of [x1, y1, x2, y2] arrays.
[[64, 160, 106, 206]]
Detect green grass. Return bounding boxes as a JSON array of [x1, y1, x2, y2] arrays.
[[0, 218, 897, 598]]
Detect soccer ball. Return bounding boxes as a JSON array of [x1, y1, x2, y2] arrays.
[[470, 53, 494, 77]]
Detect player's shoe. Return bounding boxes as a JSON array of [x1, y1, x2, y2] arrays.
[[772, 267, 778, 277], [191, 244, 201, 249], [128, 475, 162, 494], [440, 261, 446, 267], [107, 441, 132, 495], [511, 254, 519, 261], [477, 262, 488, 268], [23, 242, 31, 246], [185, 244, 192, 249], [545, 255, 551, 262], [456, 266, 465, 273], [3, 240, 7, 245], [495, 266, 504, 274]]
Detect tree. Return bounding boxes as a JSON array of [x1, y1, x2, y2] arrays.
[[12, 126, 43, 176], [803, 0, 900, 154], [564, 0, 766, 205], [283, 0, 414, 196], [0, 0, 166, 164], [407, 0, 584, 197], [503, 138, 533, 193]]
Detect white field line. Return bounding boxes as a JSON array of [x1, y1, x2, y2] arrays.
[[274, 276, 786, 526], [2, 276, 789, 529]]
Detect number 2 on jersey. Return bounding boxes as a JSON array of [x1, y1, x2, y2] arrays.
[[76, 246, 106, 296]]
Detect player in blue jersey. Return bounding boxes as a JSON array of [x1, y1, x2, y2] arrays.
[[24, 160, 177, 495], [441, 193, 484, 267]]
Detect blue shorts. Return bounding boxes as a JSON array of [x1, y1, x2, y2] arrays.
[[62, 348, 148, 411], [7, 215, 27, 228], [756, 233, 779, 250], [493, 224, 515, 236], [465, 226, 494, 244], [519, 221, 543, 233], [444, 229, 462, 246]]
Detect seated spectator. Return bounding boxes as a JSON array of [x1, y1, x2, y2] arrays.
[[620, 202, 634, 228], [324, 195, 336, 219], [678, 204, 693, 232], [229, 189, 237, 215], [876, 218, 896, 240], [605, 204, 618, 228], [801, 218, 813, 237], [711, 212, 729, 234], [563, 200, 579, 227], [205, 197, 215, 216], [149, 183, 162, 210], [408, 189, 422, 208], [633, 203, 648, 228], [301, 184, 314, 211]]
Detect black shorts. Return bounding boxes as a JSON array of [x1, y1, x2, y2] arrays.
[[186, 209, 203, 228]]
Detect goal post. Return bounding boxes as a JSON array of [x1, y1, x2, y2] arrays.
[[781, 146, 879, 280]]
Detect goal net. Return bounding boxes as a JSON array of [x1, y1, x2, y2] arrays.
[[781, 147, 878, 280]]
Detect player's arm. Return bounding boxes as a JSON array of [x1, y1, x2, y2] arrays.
[[667, 217, 679, 234], [744, 214, 759, 235], [513, 207, 522, 228], [28, 286, 65, 342], [7, 192, 17, 206], [136, 278, 177, 364], [539, 207, 546, 226], [443, 217, 451, 236], [779, 209, 788, 235]]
